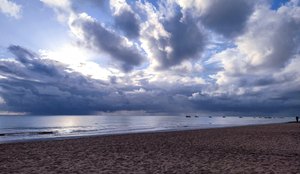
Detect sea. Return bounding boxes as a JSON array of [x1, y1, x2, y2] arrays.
[[0, 115, 294, 143]]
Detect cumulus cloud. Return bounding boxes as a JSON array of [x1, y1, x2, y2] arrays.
[[204, 3, 300, 113], [110, 0, 140, 38], [174, 0, 256, 38], [70, 13, 144, 71], [0, 45, 197, 115], [114, 10, 140, 38], [237, 5, 300, 69], [200, 0, 255, 38], [0, 45, 107, 114], [161, 12, 205, 68], [0, 0, 21, 19], [1, 0, 300, 115], [41, 0, 144, 72], [1, 44, 300, 115], [139, 2, 205, 69]]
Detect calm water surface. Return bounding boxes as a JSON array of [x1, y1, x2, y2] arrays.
[[0, 115, 293, 143]]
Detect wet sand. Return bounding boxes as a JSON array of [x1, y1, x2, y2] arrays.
[[0, 123, 300, 173]]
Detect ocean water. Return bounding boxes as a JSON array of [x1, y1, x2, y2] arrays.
[[0, 115, 293, 143]]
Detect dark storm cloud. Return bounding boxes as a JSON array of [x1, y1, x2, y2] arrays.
[[2, 1, 300, 116], [0, 45, 194, 115], [114, 10, 140, 38], [71, 15, 144, 71], [8, 45, 60, 76], [161, 12, 205, 68], [189, 91, 300, 116], [0, 45, 112, 114], [145, 10, 205, 69], [201, 0, 255, 38], [1, 45, 300, 115]]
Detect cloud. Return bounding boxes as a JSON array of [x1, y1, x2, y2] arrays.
[[70, 13, 144, 71], [139, 2, 205, 69], [0, 0, 21, 19], [236, 5, 300, 69], [2, 1, 300, 116], [40, 0, 71, 9], [204, 3, 300, 114], [40, 0, 73, 22], [174, 0, 255, 38], [114, 10, 140, 38], [189, 91, 300, 115], [0, 45, 107, 114], [0, 45, 195, 115], [73, 0, 106, 8], [1, 45, 300, 116], [200, 0, 255, 38], [41, 0, 144, 72], [8, 45, 60, 76], [162, 12, 205, 68], [110, 0, 140, 38]]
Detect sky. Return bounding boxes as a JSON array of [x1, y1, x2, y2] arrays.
[[0, 0, 299, 116]]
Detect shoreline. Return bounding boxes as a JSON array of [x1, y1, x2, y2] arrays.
[[1, 123, 299, 173], [0, 122, 290, 145]]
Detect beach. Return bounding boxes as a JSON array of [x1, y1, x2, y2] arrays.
[[0, 123, 299, 173]]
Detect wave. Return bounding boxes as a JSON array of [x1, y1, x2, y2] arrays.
[[0, 131, 57, 137], [0, 128, 105, 137], [0, 125, 91, 130], [70, 129, 100, 133]]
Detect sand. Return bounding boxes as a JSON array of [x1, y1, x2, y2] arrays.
[[0, 123, 300, 173]]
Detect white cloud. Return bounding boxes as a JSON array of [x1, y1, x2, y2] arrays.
[[207, 3, 300, 97], [39, 44, 113, 81], [236, 5, 300, 68], [137, 1, 171, 68], [40, 0, 72, 22], [110, 0, 132, 15], [0, 96, 5, 104], [174, 0, 210, 14], [0, 0, 21, 19], [40, 0, 71, 10]]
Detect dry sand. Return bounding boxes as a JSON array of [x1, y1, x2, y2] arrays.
[[0, 123, 300, 173]]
